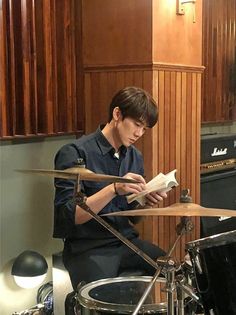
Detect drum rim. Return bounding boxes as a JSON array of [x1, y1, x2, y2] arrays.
[[78, 276, 167, 313], [186, 229, 236, 250]]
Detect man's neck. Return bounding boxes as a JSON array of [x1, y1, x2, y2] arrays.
[[101, 122, 120, 152]]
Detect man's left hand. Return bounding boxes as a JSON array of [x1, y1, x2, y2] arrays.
[[145, 191, 167, 207]]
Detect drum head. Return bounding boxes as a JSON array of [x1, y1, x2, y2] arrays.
[[78, 276, 166, 314]]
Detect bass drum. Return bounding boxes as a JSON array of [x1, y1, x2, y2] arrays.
[[186, 229, 236, 315], [77, 276, 167, 315]]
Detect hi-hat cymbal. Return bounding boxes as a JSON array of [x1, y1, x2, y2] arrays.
[[102, 202, 236, 217], [16, 167, 139, 183]]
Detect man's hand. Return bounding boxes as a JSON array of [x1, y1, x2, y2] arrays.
[[114, 172, 146, 196], [145, 191, 168, 207]]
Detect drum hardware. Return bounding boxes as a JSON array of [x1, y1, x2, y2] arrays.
[[37, 282, 53, 315], [73, 179, 202, 315], [12, 304, 45, 315], [77, 276, 168, 315], [74, 183, 204, 315], [175, 275, 200, 304], [102, 204, 236, 218], [186, 230, 236, 315], [74, 183, 158, 270], [16, 166, 139, 183], [18, 163, 236, 314], [131, 195, 198, 315]]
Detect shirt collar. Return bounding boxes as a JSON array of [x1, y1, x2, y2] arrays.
[[95, 125, 127, 156]]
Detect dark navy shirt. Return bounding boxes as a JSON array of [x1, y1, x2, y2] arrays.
[[54, 126, 144, 253]]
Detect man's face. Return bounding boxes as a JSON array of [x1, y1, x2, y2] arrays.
[[116, 116, 147, 147]]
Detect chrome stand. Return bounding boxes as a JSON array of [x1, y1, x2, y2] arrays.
[[131, 191, 199, 315], [74, 180, 201, 315], [74, 176, 158, 269], [176, 278, 185, 315]]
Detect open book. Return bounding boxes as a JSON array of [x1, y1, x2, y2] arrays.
[[126, 169, 178, 206]]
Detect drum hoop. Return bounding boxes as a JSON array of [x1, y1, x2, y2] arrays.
[[78, 276, 167, 313], [186, 229, 236, 250]]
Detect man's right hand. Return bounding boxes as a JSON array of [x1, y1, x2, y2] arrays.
[[114, 172, 146, 196]]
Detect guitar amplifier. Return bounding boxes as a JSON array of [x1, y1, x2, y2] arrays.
[[201, 133, 236, 164], [200, 133, 236, 237]]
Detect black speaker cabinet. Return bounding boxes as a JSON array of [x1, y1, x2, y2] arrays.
[[200, 169, 236, 237]]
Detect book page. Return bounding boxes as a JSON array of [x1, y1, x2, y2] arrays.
[[126, 169, 178, 206]]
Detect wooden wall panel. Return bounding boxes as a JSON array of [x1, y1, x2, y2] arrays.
[[82, 0, 152, 66], [153, 67, 202, 258], [202, 0, 236, 122], [153, 0, 202, 66], [84, 63, 202, 263], [0, 0, 84, 139]]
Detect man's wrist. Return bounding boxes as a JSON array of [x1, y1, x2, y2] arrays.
[[113, 183, 120, 195]]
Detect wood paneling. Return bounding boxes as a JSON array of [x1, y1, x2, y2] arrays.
[[202, 0, 236, 122], [82, 0, 152, 66], [0, 0, 84, 139], [84, 63, 202, 264], [153, 0, 202, 66]]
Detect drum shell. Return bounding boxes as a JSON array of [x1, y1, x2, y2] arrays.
[[77, 276, 167, 315], [186, 230, 236, 315]]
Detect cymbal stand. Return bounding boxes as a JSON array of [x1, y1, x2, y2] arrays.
[[74, 180, 200, 315], [132, 215, 195, 315], [74, 175, 158, 270], [175, 274, 201, 312]]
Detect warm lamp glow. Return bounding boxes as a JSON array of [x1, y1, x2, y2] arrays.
[[13, 274, 47, 289], [11, 250, 48, 289]]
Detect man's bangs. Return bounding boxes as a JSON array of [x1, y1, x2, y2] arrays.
[[130, 101, 158, 128]]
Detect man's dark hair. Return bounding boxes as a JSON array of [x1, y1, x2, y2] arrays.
[[108, 86, 158, 128]]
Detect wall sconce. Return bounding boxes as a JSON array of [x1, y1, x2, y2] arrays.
[[176, 0, 196, 23], [11, 250, 48, 289]]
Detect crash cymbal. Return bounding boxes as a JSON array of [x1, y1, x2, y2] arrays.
[[103, 202, 236, 217], [16, 167, 139, 183]]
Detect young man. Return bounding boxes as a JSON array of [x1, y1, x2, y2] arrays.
[[54, 86, 167, 291]]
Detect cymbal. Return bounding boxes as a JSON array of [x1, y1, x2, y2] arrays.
[[102, 202, 236, 217], [16, 167, 139, 183]]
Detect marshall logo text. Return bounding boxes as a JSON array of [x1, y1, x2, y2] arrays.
[[211, 147, 227, 157]]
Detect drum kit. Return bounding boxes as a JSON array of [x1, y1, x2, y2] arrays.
[[17, 165, 236, 315]]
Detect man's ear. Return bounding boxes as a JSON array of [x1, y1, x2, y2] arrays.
[[113, 107, 122, 121]]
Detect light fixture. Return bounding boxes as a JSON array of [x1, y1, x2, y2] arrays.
[[176, 0, 196, 23], [11, 250, 48, 289]]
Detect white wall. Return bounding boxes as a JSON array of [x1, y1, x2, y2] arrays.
[[0, 135, 75, 315]]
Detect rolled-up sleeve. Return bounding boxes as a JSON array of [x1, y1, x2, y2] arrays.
[[53, 144, 85, 238]]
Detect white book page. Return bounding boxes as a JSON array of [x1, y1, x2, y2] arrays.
[[126, 169, 178, 206]]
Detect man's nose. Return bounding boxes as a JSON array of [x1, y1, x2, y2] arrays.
[[134, 128, 144, 137]]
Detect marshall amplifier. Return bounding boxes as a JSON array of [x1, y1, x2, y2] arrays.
[[200, 133, 236, 237]]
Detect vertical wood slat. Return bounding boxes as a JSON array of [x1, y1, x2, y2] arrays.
[[31, 0, 38, 133], [43, 0, 53, 134], [202, 0, 236, 123], [21, 0, 31, 135], [9, 0, 17, 136], [64, 0, 73, 132], [0, 0, 8, 137], [0, 0, 83, 139]]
